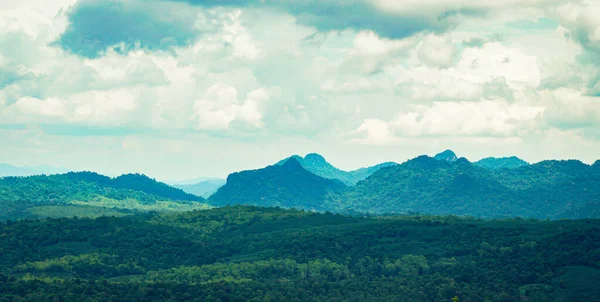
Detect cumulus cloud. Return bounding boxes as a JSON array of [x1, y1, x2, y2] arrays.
[[351, 100, 545, 144], [57, 0, 204, 58], [542, 88, 600, 130], [417, 33, 456, 68], [3, 0, 600, 177]]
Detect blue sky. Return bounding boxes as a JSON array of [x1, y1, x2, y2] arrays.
[[1, 0, 599, 181]]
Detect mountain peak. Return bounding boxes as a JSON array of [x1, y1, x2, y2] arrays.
[[282, 157, 304, 170], [433, 150, 458, 162], [304, 153, 327, 165], [593, 160, 600, 168]]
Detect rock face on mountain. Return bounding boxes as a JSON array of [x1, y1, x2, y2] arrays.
[[277, 153, 397, 185], [208, 158, 347, 210], [433, 150, 458, 162], [475, 156, 529, 169]]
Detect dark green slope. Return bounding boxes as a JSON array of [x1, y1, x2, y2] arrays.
[[208, 158, 346, 210], [0, 172, 208, 220], [277, 153, 397, 185], [344, 156, 600, 219], [1, 206, 599, 301]]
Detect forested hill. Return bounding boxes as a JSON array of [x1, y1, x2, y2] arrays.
[[277, 153, 397, 185], [208, 158, 346, 209], [474, 156, 530, 169], [342, 156, 600, 219], [0, 172, 208, 220], [0, 206, 599, 301]]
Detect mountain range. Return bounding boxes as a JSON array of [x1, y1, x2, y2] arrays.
[[2, 150, 599, 220], [277, 153, 397, 185]]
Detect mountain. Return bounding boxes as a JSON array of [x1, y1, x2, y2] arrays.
[[0, 163, 69, 177], [593, 160, 600, 168], [169, 176, 224, 185], [475, 156, 529, 169], [173, 179, 226, 198], [343, 156, 600, 219], [208, 158, 346, 210], [0, 172, 208, 220], [277, 153, 397, 185], [1, 205, 599, 301], [433, 149, 458, 162]]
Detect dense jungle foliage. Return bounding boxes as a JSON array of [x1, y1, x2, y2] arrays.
[[0, 206, 599, 301]]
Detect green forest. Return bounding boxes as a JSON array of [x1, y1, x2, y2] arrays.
[[1, 206, 599, 301]]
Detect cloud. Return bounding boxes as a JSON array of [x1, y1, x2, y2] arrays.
[[350, 100, 545, 144], [56, 0, 204, 58], [542, 88, 600, 131], [417, 33, 456, 68], [191, 83, 267, 131]]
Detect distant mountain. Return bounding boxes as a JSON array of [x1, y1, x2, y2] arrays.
[[277, 153, 397, 185], [475, 156, 529, 169], [0, 172, 208, 220], [173, 179, 226, 198], [169, 177, 224, 186], [433, 150, 458, 162], [208, 158, 346, 210], [0, 163, 69, 177], [342, 156, 600, 219]]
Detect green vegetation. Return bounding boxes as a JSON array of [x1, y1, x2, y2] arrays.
[[209, 158, 346, 210], [474, 156, 530, 169], [339, 156, 600, 219], [0, 206, 599, 301], [0, 172, 210, 220]]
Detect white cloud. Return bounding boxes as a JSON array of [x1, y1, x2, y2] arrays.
[[417, 33, 455, 68], [542, 88, 600, 130], [192, 84, 269, 131], [351, 100, 545, 144], [2, 0, 600, 178]]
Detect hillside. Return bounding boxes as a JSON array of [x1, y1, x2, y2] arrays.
[[277, 153, 397, 185], [208, 158, 346, 210], [342, 156, 600, 219], [475, 156, 530, 169], [0, 206, 599, 301], [0, 172, 208, 220]]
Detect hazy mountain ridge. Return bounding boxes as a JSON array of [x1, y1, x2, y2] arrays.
[[277, 153, 397, 185], [173, 179, 226, 198], [0, 163, 70, 177]]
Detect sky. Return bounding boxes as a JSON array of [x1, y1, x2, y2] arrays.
[[1, 0, 600, 181]]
